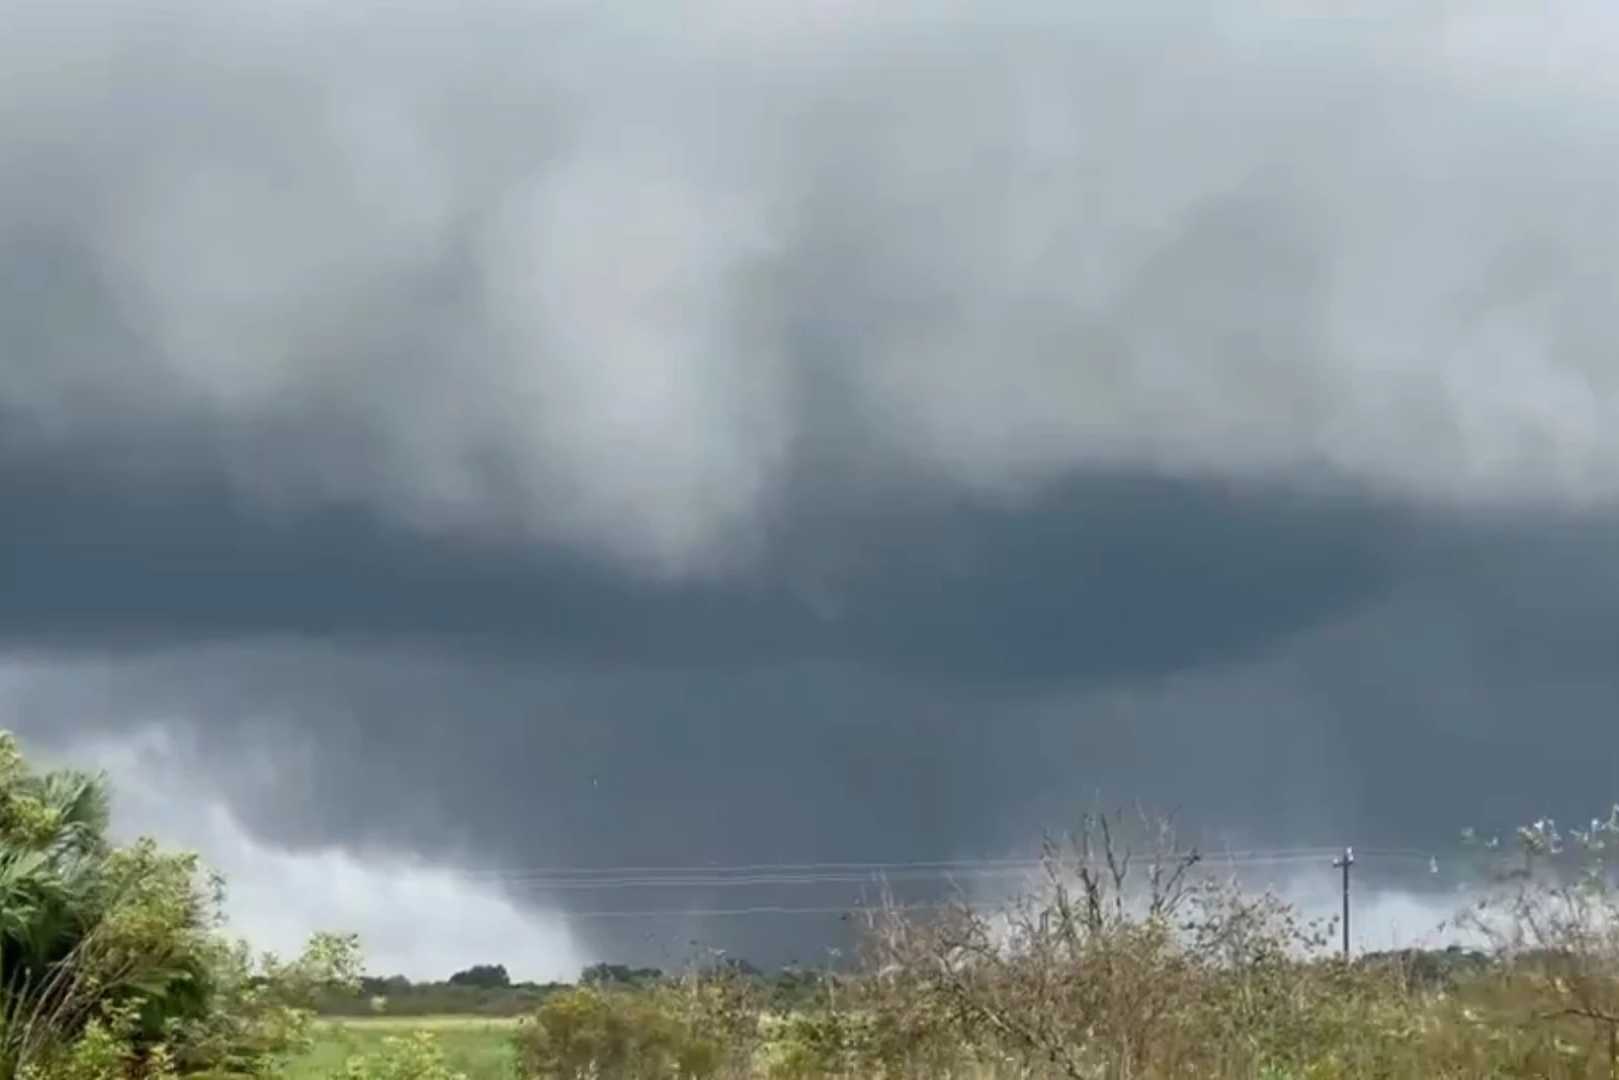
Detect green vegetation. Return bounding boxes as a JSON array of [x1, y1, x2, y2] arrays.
[[313, 965, 813, 1021], [445, 970, 509, 993], [0, 732, 358, 1080], [20, 726, 1619, 1078], [288, 1019, 517, 1080], [314, 980, 564, 1021]]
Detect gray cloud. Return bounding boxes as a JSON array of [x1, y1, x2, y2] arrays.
[[6, 0, 1619, 966], [8, 506, 1619, 965], [0, 440, 1408, 680], [6, 0, 1619, 571]]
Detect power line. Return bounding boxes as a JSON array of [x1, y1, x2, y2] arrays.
[[435, 850, 1447, 926], [493, 860, 1372, 891], [457, 856, 1057, 879], [498, 868, 1041, 890], [536, 902, 962, 921], [473, 847, 1444, 923], [459, 846, 1418, 885]]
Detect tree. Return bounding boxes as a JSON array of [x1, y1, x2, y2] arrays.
[[447, 964, 510, 989], [579, 963, 662, 988], [0, 734, 162, 1072], [0, 746, 113, 980], [0, 731, 360, 1078], [359, 975, 414, 997]]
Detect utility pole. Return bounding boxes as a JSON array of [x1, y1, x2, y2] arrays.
[[1332, 847, 1354, 960]]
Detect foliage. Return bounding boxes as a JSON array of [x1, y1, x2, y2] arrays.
[[1462, 809, 1619, 1075], [577, 965, 663, 990], [284, 1018, 518, 1080], [18, 1004, 179, 1080], [0, 732, 358, 1080], [513, 987, 729, 1080], [316, 979, 567, 1019], [445, 968, 508, 992], [0, 733, 216, 1077], [162, 932, 363, 1076], [333, 1031, 466, 1080]]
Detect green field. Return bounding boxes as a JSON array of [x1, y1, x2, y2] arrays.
[[288, 1016, 519, 1080]]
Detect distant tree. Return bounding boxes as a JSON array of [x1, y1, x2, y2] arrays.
[[579, 963, 663, 987], [713, 957, 761, 978], [448, 964, 511, 989], [1358, 945, 1490, 992], [360, 974, 415, 996]]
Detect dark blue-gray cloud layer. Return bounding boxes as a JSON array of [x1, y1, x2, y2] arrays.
[[1, 434, 1407, 680]]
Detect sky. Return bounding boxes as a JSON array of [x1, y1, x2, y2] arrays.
[[4, 0, 1619, 979]]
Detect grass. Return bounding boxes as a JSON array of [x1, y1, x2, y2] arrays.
[[287, 1016, 519, 1080]]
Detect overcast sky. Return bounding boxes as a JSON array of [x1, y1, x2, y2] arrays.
[[4, 0, 1619, 978]]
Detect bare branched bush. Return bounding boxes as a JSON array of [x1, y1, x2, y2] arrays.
[[485, 808, 1619, 1080], [857, 809, 1337, 1078], [1463, 809, 1619, 1076]]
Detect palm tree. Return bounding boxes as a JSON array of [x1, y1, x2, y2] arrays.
[[1, 764, 112, 948], [26, 770, 111, 861], [0, 736, 223, 1078], [0, 740, 115, 1073]]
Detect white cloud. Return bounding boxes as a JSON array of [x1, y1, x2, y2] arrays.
[[27, 725, 584, 983]]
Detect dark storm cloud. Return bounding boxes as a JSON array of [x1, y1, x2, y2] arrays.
[[0, 434, 1407, 681], [7, 0, 1619, 966], [9, 505, 1619, 966]]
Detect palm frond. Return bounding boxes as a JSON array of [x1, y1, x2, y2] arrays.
[[27, 771, 111, 857]]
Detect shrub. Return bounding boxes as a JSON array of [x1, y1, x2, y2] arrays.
[[514, 987, 724, 1080], [336, 1032, 466, 1080]]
